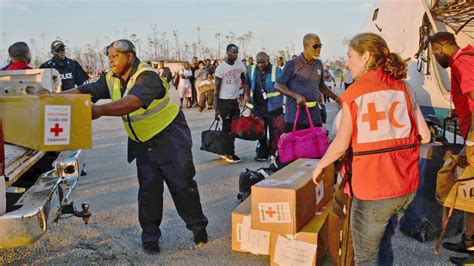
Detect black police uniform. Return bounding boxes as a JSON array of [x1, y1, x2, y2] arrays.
[[40, 57, 89, 91], [77, 60, 208, 244]]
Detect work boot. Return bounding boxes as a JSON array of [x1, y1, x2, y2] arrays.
[[449, 255, 474, 265], [142, 241, 160, 254], [193, 228, 208, 245], [443, 234, 474, 254]]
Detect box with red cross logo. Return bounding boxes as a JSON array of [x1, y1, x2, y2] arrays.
[[231, 197, 271, 255], [251, 159, 334, 235], [0, 95, 92, 151]]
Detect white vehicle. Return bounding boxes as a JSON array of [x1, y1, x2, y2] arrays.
[[0, 69, 90, 248], [365, 0, 473, 141]]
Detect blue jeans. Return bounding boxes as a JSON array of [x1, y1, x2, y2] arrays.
[[351, 192, 416, 266]]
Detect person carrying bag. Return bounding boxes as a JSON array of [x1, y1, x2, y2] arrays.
[[277, 106, 329, 163]]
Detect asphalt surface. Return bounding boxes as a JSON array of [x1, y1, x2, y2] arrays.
[[0, 86, 461, 265]]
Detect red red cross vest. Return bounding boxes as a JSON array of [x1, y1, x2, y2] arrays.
[[340, 70, 420, 200]]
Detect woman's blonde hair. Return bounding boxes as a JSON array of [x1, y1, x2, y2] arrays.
[[349, 32, 407, 80]]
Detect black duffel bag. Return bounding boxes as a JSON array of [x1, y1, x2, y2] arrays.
[[200, 120, 235, 155], [237, 167, 273, 202]]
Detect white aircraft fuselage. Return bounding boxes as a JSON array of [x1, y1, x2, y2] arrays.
[[364, 0, 473, 123]]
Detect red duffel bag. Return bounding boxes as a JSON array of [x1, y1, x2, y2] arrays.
[[230, 107, 265, 140]]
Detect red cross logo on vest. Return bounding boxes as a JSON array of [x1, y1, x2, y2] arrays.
[[355, 90, 412, 144], [50, 123, 64, 137], [362, 102, 386, 131], [361, 102, 406, 131], [265, 207, 276, 218]]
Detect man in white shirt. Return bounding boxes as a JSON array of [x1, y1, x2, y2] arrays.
[[214, 44, 247, 163]]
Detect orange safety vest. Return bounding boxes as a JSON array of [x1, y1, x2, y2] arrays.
[[340, 70, 420, 200]]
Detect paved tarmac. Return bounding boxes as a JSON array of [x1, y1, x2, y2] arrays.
[[0, 86, 461, 265]]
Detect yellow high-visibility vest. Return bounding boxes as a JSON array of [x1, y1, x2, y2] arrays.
[[106, 62, 179, 142]]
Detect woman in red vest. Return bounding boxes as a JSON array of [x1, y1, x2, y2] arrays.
[[312, 33, 430, 265]]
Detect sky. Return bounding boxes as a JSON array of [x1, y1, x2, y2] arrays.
[[0, 0, 373, 66]]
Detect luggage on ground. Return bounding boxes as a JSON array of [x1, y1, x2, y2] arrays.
[[237, 167, 273, 202], [399, 143, 464, 242]]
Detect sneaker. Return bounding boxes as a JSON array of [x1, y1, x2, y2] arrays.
[[450, 255, 474, 265], [225, 154, 242, 163], [193, 228, 208, 245], [220, 155, 227, 160], [143, 241, 160, 254], [254, 156, 268, 162], [443, 234, 474, 254]]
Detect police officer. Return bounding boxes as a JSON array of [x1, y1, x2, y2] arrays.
[[63, 39, 208, 254], [40, 40, 89, 91], [245, 51, 284, 161]]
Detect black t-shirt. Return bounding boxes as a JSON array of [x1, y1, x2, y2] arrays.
[[40, 57, 89, 91]]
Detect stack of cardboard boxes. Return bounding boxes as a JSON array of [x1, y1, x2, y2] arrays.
[[232, 159, 334, 265]]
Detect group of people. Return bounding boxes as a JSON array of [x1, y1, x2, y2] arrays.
[[2, 40, 89, 91], [153, 58, 220, 111], [208, 35, 340, 163], [1, 30, 473, 265]]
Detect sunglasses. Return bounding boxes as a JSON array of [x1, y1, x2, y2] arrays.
[[103, 40, 136, 55], [312, 43, 323, 49]]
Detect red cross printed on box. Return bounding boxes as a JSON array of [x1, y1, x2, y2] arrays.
[[50, 123, 64, 137], [265, 207, 276, 218], [362, 102, 386, 131]]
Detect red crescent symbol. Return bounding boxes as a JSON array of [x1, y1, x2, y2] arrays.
[[389, 101, 405, 128]]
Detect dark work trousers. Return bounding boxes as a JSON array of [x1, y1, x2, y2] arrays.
[[256, 114, 284, 158], [216, 98, 239, 155], [134, 112, 208, 243], [190, 79, 197, 105]]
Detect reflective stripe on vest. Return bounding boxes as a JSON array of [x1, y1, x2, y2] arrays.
[[246, 102, 254, 109], [250, 65, 278, 98], [121, 98, 170, 122], [270, 64, 277, 82], [106, 62, 179, 142], [267, 91, 281, 98], [249, 65, 256, 81]]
